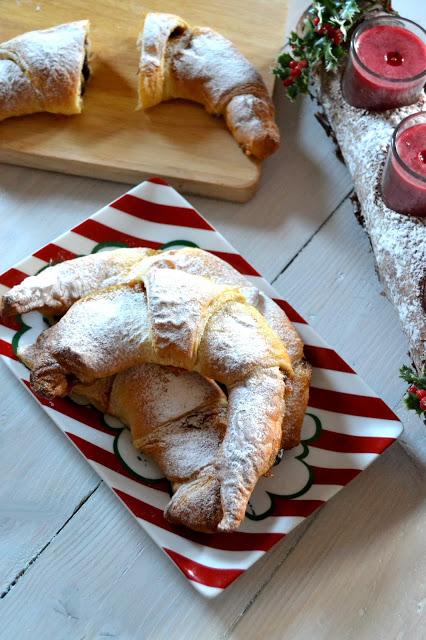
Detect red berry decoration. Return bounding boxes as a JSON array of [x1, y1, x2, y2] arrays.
[[274, 0, 387, 101], [416, 389, 426, 399], [333, 29, 344, 45], [420, 397, 426, 411], [408, 385, 418, 394]]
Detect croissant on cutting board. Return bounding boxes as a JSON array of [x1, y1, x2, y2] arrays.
[[2, 248, 311, 533], [137, 12, 280, 159], [0, 21, 91, 122]]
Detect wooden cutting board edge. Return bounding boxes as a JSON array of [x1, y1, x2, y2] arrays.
[[0, 146, 261, 202]]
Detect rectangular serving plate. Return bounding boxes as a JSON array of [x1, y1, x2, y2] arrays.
[[0, 179, 402, 598]]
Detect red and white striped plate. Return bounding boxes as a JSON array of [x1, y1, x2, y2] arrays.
[[0, 179, 402, 598]]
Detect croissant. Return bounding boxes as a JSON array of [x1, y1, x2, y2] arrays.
[[2, 248, 311, 531], [0, 247, 155, 317], [137, 12, 280, 160], [18, 350, 228, 533], [21, 351, 306, 533], [0, 21, 91, 122], [2, 247, 311, 450], [14, 267, 291, 531]]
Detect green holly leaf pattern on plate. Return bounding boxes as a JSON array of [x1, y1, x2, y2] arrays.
[[113, 428, 165, 483], [246, 412, 322, 520]]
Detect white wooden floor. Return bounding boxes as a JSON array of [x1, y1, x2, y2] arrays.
[[0, 2, 425, 638]]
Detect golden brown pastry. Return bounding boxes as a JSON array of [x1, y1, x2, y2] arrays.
[[3, 247, 312, 532], [76, 365, 228, 533], [18, 269, 292, 532], [2, 247, 311, 449], [19, 338, 228, 533], [0, 20, 91, 122], [0, 247, 154, 317], [137, 12, 280, 160], [127, 247, 311, 449]]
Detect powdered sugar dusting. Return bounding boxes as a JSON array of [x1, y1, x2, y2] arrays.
[[198, 299, 292, 384], [137, 13, 279, 158], [145, 267, 244, 370], [73, 364, 227, 532], [170, 26, 265, 114], [315, 70, 426, 370], [219, 366, 285, 531], [11, 247, 310, 531], [110, 363, 225, 438], [2, 247, 153, 316], [0, 20, 89, 120], [134, 248, 304, 362]]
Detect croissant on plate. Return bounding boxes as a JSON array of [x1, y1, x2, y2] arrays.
[[20, 350, 229, 533], [2, 248, 311, 532], [0, 20, 91, 122], [2, 247, 311, 450], [137, 12, 280, 160]]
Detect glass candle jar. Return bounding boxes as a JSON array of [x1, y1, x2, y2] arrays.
[[342, 15, 426, 111], [381, 112, 426, 217]]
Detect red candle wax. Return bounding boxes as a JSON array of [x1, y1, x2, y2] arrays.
[[382, 115, 426, 217], [342, 16, 426, 111]]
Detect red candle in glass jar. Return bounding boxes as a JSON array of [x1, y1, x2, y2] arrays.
[[342, 16, 426, 111], [382, 112, 426, 217]]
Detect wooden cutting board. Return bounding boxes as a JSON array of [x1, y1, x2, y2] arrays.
[[0, 0, 288, 202]]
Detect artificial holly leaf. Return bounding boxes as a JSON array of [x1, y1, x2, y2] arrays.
[[275, 0, 394, 100]]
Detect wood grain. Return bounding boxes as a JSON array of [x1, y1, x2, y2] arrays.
[[0, 483, 317, 640], [232, 441, 426, 640], [0, 0, 289, 202], [0, 367, 100, 598]]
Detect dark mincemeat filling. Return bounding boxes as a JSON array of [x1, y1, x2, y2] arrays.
[[80, 47, 90, 96]]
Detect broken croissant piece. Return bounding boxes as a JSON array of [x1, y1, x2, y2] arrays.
[[0, 20, 91, 122], [137, 12, 280, 159]]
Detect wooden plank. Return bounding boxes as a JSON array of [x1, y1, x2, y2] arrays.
[[0, 482, 316, 639], [0, 0, 289, 202], [273, 198, 415, 408], [231, 440, 425, 640], [0, 364, 100, 597], [0, 164, 126, 271]]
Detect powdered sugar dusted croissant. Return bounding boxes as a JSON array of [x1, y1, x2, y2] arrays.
[[18, 341, 227, 533], [18, 268, 292, 532], [137, 12, 280, 160], [0, 247, 155, 317], [2, 247, 312, 532], [73, 365, 228, 533], [1, 247, 311, 450], [0, 20, 91, 122]]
